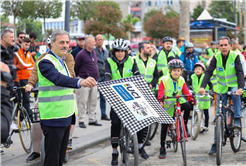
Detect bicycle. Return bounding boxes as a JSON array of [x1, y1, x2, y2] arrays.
[[149, 122, 159, 141], [162, 92, 190, 166], [213, 91, 242, 166], [3, 86, 32, 154], [118, 124, 139, 166], [166, 121, 178, 153], [190, 90, 212, 140], [240, 102, 246, 142]]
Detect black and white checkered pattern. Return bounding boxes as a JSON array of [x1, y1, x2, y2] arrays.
[[97, 75, 174, 135]]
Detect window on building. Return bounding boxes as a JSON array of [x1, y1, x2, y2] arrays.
[[61, 22, 64, 29], [46, 22, 49, 28], [57, 22, 60, 29], [136, 11, 141, 15], [156, 1, 162, 6], [145, 1, 151, 6], [50, 22, 53, 28], [170, 0, 173, 5]]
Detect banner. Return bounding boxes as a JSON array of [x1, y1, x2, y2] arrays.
[[97, 75, 174, 135]]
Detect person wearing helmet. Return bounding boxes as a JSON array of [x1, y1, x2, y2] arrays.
[[46, 35, 51, 53], [172, 38, 185, 57], [189, 63, 213, 133], [104, 38, 149, 166], [158, 59, 195, 159], [180, 42, 199, 86], [153, 36, 179, 77]]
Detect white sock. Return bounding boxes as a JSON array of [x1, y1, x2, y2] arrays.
[[112, 149, 118, 154], [138, 143, 143, 149]]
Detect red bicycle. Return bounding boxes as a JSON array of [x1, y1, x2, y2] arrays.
[[162, 92, 190, 166]]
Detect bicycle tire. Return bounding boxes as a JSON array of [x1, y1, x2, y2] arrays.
[[125, 130, 139, 166], [17, 107, 32, 154], [216, 116, 222, 166], [149, 122, 159, 141], [120, 127, 126, 163], [191, 111, 201, 140], [240, 107, 246, 142], [171, 123, 178, 152], [230, 117, 242, 152], [41, 135, 45, 165], [142, 126, 151, 147], [179, 116, 187, 166]]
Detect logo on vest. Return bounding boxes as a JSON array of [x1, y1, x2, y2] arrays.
[[128, 69, 132, 73], [218, 68, 223, 72], [231, 63, 235, 67], [150, 63, 153, 67], [178, 87, 182, 91]]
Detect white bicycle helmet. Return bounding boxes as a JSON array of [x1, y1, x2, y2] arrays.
[[185, 42, 194, 48], [47, 35, 51, 45], [112, 38, 128, 50]]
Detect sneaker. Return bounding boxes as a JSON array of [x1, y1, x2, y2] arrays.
[[233, 118, 241, 128], [200, 127, 209, 133], [67, 139, 72, 149], [159, 147, 166, 159], [111, 152, 119, 166], [145, 140, 151, 146], [79, 122, 86, 128], [208, 143, 216, 155], [26, 152, 41, 163], [1, 150, 4, 155], [101, 115, 110, 121], [11, 122, 18, 130], [186, 130, 190, 138], [139, 147, 149, 159]]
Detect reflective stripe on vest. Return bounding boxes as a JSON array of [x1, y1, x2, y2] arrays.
[[37, 54, 77, 120], [160, 75, 186, 117], [191, 73, 211, 109], [215, 51, 238, 93], [134, 56, 156, 83], [156, 50, 175, 71], [107, 57, 134, 80]]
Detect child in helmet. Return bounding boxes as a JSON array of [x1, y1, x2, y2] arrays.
[[158, 59, 195, 159], [189, 62, 213, 132]]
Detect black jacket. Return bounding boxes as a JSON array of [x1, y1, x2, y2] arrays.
[[201, 50, 244, 89], [104, 54, 140, 81], [1, 86, 12, 143], [94, 47, 109, 77]]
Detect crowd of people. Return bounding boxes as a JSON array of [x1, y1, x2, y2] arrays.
[[0, 28, 244, 166]]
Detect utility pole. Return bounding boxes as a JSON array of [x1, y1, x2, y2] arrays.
[[64, 0, 70, 33], [244, 0, 246, 44], [234, 0, 237, 40], [179, 1, 190, 42]]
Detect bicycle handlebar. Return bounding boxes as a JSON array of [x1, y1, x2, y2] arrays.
[[8, 86, 25, 92], [213, 91, 240, 96], [162, 93, 192, 102]]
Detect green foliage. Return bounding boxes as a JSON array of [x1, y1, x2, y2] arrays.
[[165, 6, 179, 19], [208, 0, 234, 22], [122, 14, 140, 25], [238, 29, 244, 44], [95, 1, 120, 10], [191, 2, 204, 20], [1, 15, 10, 23], [70, 1, 96, 23], [143, 9, 159, 25]]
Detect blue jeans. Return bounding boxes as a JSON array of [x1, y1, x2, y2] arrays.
[[214, 87, 241, 143], [98, 76, 106, 117], [20, 79, 30, 114]]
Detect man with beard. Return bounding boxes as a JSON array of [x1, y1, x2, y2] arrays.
[[74, 36, 102, 128], [16, 32, 26, 48], [153, 36, 179, 77], [135, 41, 159, 90]]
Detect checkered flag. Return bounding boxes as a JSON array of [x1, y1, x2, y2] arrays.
[[97, 75, 174, 135]]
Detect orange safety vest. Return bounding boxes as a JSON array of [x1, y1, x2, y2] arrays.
[[15, 48, 35, 80]]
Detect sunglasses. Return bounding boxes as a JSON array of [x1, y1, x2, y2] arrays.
[[19, 36, 25, 39]]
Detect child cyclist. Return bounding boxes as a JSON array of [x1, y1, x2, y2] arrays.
[[189, 63, 213, 132], [158, 59, 195, 159], [104, 38, 149, 166]]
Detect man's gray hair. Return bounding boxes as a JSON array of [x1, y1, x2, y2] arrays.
[[230, 39, 237, 45], [85, 36, 94, 46], [218, 36, 230, 44], [50, 29, 70, 42], [1, 29, 13, 39]]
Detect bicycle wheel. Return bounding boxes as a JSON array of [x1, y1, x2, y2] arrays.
[[125, 130, 139, 166], [120, 127, 126, 163], [179, 116, 187, 166], [142, 126, 151, 147], [230, 118, 242, 152], [17, 106, 32, 154], [191, 111, 201, 140], [216, 116, 223, 166], [241, 106, 246, 142], [149, 122, 159, 141], [171, 123, 178, 152]]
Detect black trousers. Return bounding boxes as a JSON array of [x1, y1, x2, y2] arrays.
[[41, 125, 70, 166], [160, 102, 191, 147], [110, 108, 144, 148]]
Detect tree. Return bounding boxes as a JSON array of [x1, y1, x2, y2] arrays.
[[1, 15, 10, 30], [208, 0, 234, 22], [179, 1, 190, 41], [143, 9, 159, 25], [1, 0, 33, 38], [165, 6, 179, 19], [191, 2, 204, 20], [25, 20, 43, 42], [122, 14, 140, 40], [144, 11, 179, 40], [31, 0, 62, 46], [84, 5, 132, 43], [70, 1, 96, 24]]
